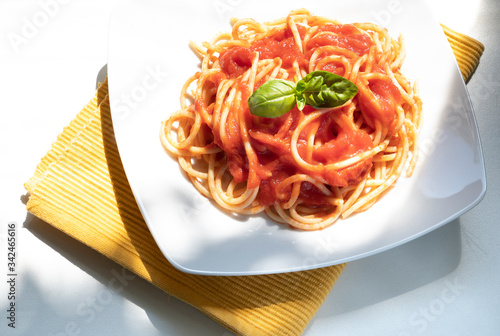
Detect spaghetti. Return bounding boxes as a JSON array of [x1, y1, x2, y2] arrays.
[[161, 9, 422, 230]]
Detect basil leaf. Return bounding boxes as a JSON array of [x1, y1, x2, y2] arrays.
[[248, 79, 297, 118], [296, 71, 358, 109], [296, 95, 306, 111]]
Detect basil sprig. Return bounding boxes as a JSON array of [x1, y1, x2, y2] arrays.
[[248, 71, 358, 118]]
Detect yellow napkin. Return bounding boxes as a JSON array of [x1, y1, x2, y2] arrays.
[[441, 24, 484, 82], [25, 26, 483, 336]]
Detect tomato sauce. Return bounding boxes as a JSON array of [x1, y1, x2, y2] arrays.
[[306, 24, 373, 56], [220, 26, 307, 79], [358, 76, 403, 133], [213, 23, 393, 206]]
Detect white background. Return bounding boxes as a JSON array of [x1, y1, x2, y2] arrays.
[[1, 0, 499, 335]]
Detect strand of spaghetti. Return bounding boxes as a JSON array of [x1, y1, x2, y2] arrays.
[[264, 206, 287, 223], [372, 31, 384, 56], [288, 200, 341, 224], [282, 181, 301, 209], [180, 72, 200, 110], [200, 48, 214, 72], [364, 45, 376, 73], [290, 108, 339, 173], [374, 160, 384, 180], [357, 197, 379, 212], [305, 121, 320, 163], [349, 54, 367, 83], [341, 176, 368, 213], [355, 73, 387, 128], [160, 116, 221, 156], [231, 18, 267, 41], [371, 120, 383, 146], [277, 68, 290, 79], [163, 110, 189, 145], [246, 52, 260, 93], [343, 103, 357, 124], [277, 174, 333, 199], [226, 179, 247, 198], [395, 105, 406, 132], [291, 202, 342, 223], [309, 14, 341, 26], [412, 84, 424, 130], [404, 119, 419, 177], [188, 175, 211, 198], [188, 40, 207, 59], [323, 139, 389, 171], [292, 60, 304, 80], [373, 153, 397, 162], [207, 153, 260, 211], [365, 179, 386, 188], [387, 128, 410, 178], [214, 165, 259, 205], [302, 26, 318, 54], [287, 14, 304, 54], [210, 31, 233, 44], [332, 110, 357, 132], [288, 8, 313, 17], [269, 60, 285, 79], [342, 172, 397, 218], [178, 156, 209, 179], [391, 35, 406, 70], [311, 45, 359, 62], [218, 86, 237, 143], [314, 55, 353, 78], [275, 109, 295, 139], [362, 23, 392, 55], [202, 40, 251, 54], [384, 63, 415, 106], [176, 108, 203, 149], [274, 199, 343, 230], [195, 68, 223, 126], [255, 59, 281, 84], [213, 78, 235, 136], [210, 32, 248, 52]]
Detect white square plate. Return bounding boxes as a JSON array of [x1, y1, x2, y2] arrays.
[[107, 0, 486, 275]]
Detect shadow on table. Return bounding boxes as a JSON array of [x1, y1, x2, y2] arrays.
[[24, 213, 232, 336], [316, 218, 462, 316]]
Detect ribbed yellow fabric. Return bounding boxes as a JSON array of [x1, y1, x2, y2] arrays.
[[442, 24, 484, 82], [25, 26, 481, 336]]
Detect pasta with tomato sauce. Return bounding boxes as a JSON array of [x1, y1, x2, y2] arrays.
[[161, 9, 422, 230]]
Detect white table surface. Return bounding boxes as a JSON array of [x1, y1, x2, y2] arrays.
[[1, 0, 499, 335]]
